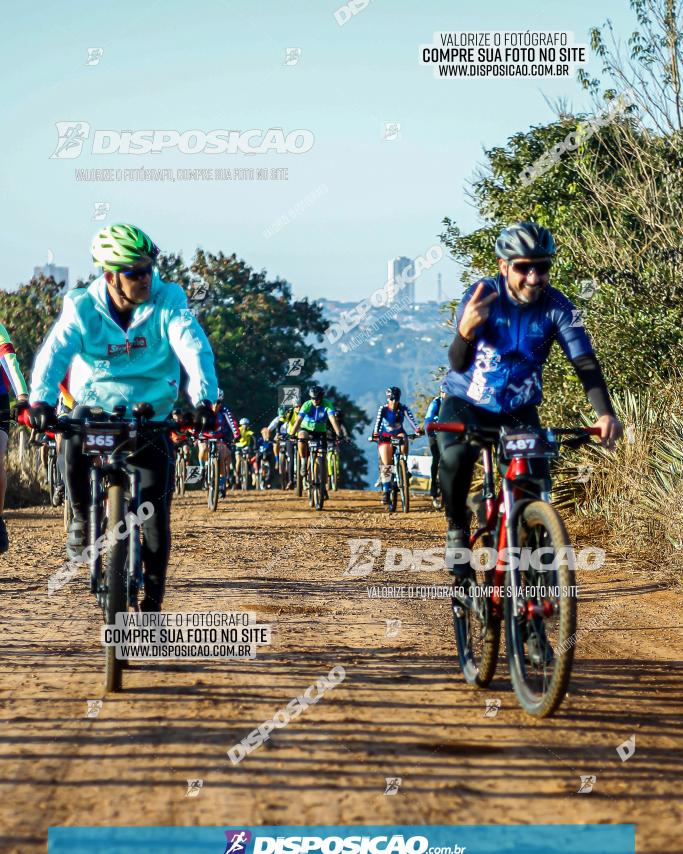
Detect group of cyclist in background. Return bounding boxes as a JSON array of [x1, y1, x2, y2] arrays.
[[168, 384, 349, 497], [0, 220, 622, 622]]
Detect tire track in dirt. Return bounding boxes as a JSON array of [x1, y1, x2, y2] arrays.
[[0, 490, 681, 852]]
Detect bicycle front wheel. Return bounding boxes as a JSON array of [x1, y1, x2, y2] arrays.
[[505, 500, 577, 717], [208, 455, 219, 511], [314, 458, 325, 511], [48, 453, 61, 507], [398, 458, 410, 513], [296, 453, 303, 497], [176, 455, 186, 497], [103, 483, 128, 693], [329, 452, 339, 491]]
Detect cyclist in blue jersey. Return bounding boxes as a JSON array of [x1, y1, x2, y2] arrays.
[[424, 384, 446, 509], [372, 387, 422, 505], [197, 389, 239, 495], [438, 221, 622, 576]]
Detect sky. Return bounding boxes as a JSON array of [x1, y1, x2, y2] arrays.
[[1, 0, 635, 303]]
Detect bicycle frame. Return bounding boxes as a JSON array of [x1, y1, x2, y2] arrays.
[[429, 422, 601, 621]]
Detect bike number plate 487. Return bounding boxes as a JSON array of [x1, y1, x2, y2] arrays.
[[501, 431, 555, 459]]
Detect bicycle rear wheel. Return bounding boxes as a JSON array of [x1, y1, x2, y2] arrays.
[[398, 457, 410, 513], [452, 530, 500, 687], [104, 483, 128, 693], [505, 500, 576, 717]]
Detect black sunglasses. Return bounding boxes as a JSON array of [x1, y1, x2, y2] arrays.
[[511, 260, 552, 276], [119, 263, 154, 281]]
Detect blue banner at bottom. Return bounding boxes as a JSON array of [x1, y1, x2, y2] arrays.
[[48, 824, 635, 854]]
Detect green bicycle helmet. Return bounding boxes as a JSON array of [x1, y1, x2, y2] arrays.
[[91, 223, 159, 271]]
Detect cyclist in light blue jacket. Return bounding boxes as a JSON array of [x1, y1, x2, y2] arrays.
[[29, 224, 218, 611]]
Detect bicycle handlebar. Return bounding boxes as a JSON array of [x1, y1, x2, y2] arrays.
[[427, 422, 603, 441], [368, 433, 418, 442]]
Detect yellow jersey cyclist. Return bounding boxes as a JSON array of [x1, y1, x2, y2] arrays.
[[0, 322, 30, 553], [267, 404, 298, 488], [234, 417, 255, 488], [292, 386, 342, 493], [28, 223, 218, 612]]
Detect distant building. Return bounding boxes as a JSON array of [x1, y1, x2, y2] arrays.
[[34, 262, 69, 288], [387, 257, 414, 307]]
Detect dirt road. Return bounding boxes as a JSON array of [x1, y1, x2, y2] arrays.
[[1, 490, 682, 853]]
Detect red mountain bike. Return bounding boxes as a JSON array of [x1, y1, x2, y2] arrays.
[[428, 421, 601, 717]]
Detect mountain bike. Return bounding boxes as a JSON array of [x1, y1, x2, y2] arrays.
[[55, 403, 172, 692], [302, 433, 328, 511], [370, 433, 417, 513], [200, 436, 221, 511], [277, 434, 292, 490], [173, 437, 192, 497], [257, 450, 272, 490], [46, 434, 65, 507], [234, 445, 252, 490], [428, 421, 601, 717], [327, 434, 341, 491], [30, 430, 64, 507]]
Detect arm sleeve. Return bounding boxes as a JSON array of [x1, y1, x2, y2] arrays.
[[223, 407, 240, 439], [0, 323, 29, 397], [267, 416, 281, 434], [402, 405, 420, 432], [570, 354, 615, 417], [165, 286, 218, 406], [29, 300, 83, 405], [373, 406, 384, 434], [424, 398, 438, 426], [449, 332, 475, 372], [450, 278, 495, 372]]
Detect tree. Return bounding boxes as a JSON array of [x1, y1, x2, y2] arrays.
[[0, 276, 63, 384]]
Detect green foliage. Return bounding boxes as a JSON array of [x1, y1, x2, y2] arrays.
[[0, 276, 64, 382], [439, 111, 683, 426]]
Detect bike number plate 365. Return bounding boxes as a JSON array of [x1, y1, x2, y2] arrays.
[[83, 426, 135, 455]]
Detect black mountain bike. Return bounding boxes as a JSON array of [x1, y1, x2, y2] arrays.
[[428, 421, 600, 717], [370, 433, 416, 513], [55, 403, 172, 692], [302, 433, 328, 511], [201, 436, 221, 511]]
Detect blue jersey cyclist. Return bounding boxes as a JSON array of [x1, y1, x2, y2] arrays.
[[438, 221, 622, 580], [197, 389, 239, 495], [424, 384, 447, 508], [372, 386, 422, 505]]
